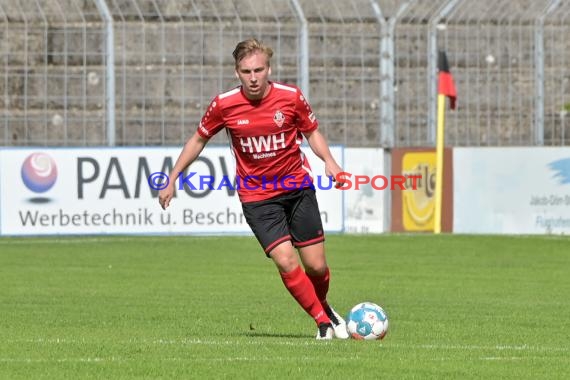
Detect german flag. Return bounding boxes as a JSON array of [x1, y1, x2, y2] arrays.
[[437, 51, 457, 110]]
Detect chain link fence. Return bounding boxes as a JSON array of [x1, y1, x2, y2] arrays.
[[1, 0, 569, 147], [0, 0, 106, 145]]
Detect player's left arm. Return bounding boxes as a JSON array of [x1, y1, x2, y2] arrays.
[[295, 89, 343, 183], [304, 129, 343, 181]]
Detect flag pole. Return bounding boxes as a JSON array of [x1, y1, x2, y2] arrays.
[[434, 94, 446, 234], [434, 50, 456, 234]]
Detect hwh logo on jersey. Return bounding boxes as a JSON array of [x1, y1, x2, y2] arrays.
[[240, 133, 285, 153]]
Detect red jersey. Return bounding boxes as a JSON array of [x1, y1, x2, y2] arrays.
[[197, 82, 318, 202]]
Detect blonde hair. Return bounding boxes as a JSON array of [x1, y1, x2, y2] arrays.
[[232, 38, 273, 68]]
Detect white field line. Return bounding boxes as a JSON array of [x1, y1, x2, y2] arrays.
[[391, 343, 569, 352], [2, 234, 569, 246], [0, 356, 358, 363], [2, 340, 567, 364], [387, 234, 570, 241], [0, 237, 132, 245], [9, 338, 569, 353], [0, 357, 120, 363], [0, 355, 557, 364], [0, 236, 235, 246]]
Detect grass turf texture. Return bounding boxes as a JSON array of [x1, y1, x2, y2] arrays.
[[0, 235, 569, 379]]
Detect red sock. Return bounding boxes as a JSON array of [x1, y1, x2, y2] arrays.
[[280, 266, 330, 325], [306, 267, 330, 310]]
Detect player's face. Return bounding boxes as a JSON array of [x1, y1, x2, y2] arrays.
[[235, 51, 271, 100]]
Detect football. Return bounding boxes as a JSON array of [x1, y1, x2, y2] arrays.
[[346, 302, 389, 340]]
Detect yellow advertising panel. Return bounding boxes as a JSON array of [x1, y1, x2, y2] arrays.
[[401, 152, 436, 231]]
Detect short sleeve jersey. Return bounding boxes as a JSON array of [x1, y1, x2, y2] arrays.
[[197, 82, 319, 202]]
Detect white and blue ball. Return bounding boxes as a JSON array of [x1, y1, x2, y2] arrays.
[[346, 302, 389, 340]]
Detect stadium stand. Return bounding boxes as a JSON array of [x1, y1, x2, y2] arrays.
[[0, 0, 568, 147]]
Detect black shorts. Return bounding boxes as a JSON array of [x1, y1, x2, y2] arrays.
[[242, 188, 325, 255]]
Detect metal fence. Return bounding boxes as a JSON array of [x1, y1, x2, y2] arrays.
[[1, 0, 569, 147]]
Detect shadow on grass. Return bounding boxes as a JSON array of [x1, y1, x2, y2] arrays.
[[239, 331, 311, 339]]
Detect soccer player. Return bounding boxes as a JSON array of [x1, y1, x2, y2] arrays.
[[158, 38, 348, 340]]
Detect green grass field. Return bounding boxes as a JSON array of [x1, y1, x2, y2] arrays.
[[1, 234, 569, 379]]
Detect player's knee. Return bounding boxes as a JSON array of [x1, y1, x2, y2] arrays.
[[269, 246, 298, 272], [304, 263, 328, 276], [274, 259, 299, 273], [299, 244, 327, 274]]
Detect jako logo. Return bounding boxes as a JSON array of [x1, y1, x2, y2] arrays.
[[548, 158, 570, 185], [21, 152, 58, 193]]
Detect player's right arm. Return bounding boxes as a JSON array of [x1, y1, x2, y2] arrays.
[[159, 95, 225, 209], [159, 132, 208, 210]]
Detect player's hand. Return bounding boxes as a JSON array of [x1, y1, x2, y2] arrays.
[[158, 184, 174, 210], [325, 161, 345, 189]]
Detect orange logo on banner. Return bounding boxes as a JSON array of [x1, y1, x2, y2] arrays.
[[402, 152, 436, 231]]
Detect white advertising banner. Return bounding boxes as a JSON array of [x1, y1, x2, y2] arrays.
[[343, 148, 386, 233], [454, 147, 570, 234], [0, 147, 343, 236]]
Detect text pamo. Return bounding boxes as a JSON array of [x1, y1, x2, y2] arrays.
[[147, 171, 422, 191]]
